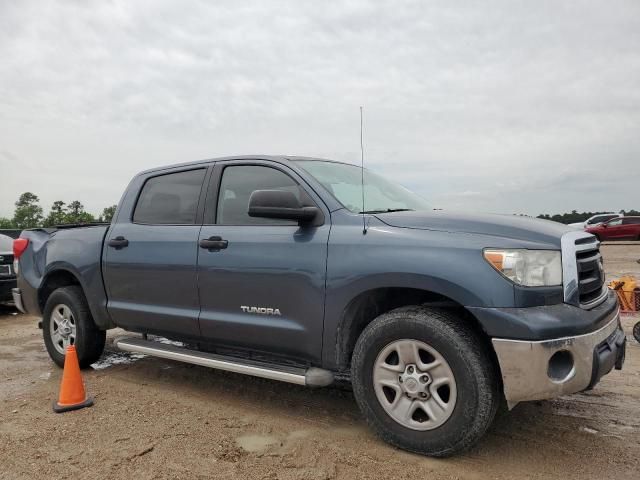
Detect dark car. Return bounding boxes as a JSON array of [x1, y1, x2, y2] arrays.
[[586, 216, 640, 241], [0, 234, 17, 303]]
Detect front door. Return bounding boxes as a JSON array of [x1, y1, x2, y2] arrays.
[[103, 166, 209, 338], [197, 161, 330, 363]]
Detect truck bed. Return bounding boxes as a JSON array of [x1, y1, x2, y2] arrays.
[[17, 225, 114, 329]]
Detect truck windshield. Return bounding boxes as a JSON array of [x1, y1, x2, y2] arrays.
[[0, 234, 12, 253], [295, 160, 430, 214]]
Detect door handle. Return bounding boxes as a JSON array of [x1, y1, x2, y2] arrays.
[[108, 236, 129, 249], [199, 236, 228, 251]]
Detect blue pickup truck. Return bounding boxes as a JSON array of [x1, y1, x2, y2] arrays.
[[12, 155, 625, 456]]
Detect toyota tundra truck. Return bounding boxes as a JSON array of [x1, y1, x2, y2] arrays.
[[12, 155, 625, 457]]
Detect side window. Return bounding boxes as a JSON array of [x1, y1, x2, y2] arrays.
[[216, 165, 311, 225], [607, 218, 622, 226], [133, 169, 206, 224], [589, 215, 611, 224], [623, 217, 640, 225]]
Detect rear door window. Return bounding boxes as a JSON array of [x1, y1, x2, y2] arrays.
[[133, 169, 206, 224], [589, 215, 617, 224], [0, 234, 12, 252]]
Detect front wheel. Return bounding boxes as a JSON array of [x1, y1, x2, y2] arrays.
[[42, 286, 106, 368], [351, 306, 500, 457]]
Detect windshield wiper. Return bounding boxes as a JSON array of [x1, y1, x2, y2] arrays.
[[359, 208, 415, 214]]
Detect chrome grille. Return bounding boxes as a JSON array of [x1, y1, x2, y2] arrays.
[[0, 253, 14, 277], [561, 231, 607, 309], [576, 248, 605, 306]]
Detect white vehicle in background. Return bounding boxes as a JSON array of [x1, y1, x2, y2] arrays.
[[568, 213, 622, 230]]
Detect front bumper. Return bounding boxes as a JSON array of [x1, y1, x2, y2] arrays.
[[0, 278, 17, 302], [492, 307, 625, 407], [11, 288, 25, 313]]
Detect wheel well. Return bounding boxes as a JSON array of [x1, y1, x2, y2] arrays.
[[335, 287, 497, 372], [38, 270, 82, 312]]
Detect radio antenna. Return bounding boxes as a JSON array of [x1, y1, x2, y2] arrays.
[[360, 106, 367, 234]]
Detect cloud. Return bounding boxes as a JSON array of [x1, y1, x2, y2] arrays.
[[1, 0, 639, 218]]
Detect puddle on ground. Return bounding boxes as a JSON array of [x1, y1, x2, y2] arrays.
[[152, 336, 186, 347], [91, 335, 184, 370], [91, 351, 146, 370], [236, 434, 280, 452], [236, 430, 311, 453]]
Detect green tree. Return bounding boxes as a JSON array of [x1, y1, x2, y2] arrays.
[[98, 205, 117, 223], [12, 192, 43, 229], [0, 217, 16, 228], [44, 201, 67, 227], [63, 200, 95, 224]]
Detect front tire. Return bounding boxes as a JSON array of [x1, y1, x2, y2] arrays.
[[351, 306, 500, 457], [42, 286, 106, 368]]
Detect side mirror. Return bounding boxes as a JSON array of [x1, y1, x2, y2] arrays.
[[248, 190, 319, 224]]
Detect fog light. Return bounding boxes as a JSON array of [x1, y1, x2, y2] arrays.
[[547, 350, 574, 382]]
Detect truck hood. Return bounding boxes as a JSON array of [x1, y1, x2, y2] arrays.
[[374, 210, 571, 246]]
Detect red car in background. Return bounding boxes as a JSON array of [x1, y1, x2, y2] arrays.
[[586, 216, 640, 241]]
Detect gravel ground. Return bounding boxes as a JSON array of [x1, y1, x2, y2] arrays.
[[0, 243, 639, 479]]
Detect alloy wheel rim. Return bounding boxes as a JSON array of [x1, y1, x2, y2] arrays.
[[50, 304, 76, 355], [373, 339, 457, 430]]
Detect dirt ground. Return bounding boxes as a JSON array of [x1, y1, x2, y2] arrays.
[[1, 244, 639, 479]]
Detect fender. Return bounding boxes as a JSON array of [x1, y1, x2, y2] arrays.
[[39, 263, 115, 330], [321, 272, 488, 370]]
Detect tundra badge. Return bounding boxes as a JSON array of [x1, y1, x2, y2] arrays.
[[241, 306, 282, 316]]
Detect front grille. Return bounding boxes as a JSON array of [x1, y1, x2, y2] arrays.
[[576, 248, 605, 305], [561, 231, 607, 309], [0, 253, 13, 277]]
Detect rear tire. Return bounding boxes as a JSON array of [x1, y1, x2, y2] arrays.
[[42, 286, 106, 368], [633, 322, 640, 343], [351, 306, 500, 457]]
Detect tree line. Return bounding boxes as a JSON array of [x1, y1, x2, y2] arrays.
[[0, 192, 117, 229], [1, 191, 638, 229], [536, 209, 640, 224]]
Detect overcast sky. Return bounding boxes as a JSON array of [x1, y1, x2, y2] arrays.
[[1, 0, 639, 219]]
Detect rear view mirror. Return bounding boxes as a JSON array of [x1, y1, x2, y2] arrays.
[[248, 190, 319, 224]]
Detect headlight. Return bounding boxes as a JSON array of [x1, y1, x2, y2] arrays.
[[483, 249, 562, 287]]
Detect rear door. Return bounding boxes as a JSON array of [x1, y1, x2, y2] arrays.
[[196, 160, 330, 363], [602, 218, 624, 240], [630, 218, 640, 239], [103, 166, 210, 338], [620, 217, 640, 240]]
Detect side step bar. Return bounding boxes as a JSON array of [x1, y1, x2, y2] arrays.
[[114, 336, 334, 387]]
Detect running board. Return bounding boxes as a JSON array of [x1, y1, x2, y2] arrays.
[[113, 336, 334, 387]]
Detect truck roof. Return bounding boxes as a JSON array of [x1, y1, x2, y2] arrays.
[[138, 155, 357, 176]]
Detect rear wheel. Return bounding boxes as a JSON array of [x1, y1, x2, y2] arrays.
[[351, 306, 500, 457], [42, 286, 106, 368]]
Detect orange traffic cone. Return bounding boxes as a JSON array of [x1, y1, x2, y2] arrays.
[[53, 345, 94, 413]]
